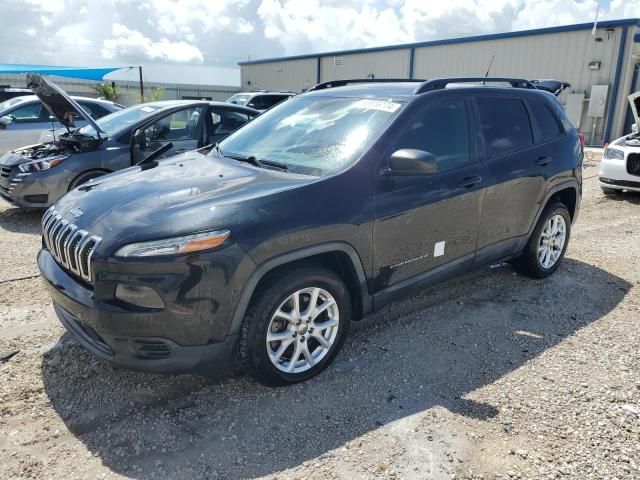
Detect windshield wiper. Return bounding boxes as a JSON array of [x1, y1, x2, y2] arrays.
[[224, 152, 288, 171]]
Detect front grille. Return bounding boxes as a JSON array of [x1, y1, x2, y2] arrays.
[[42, 207, 101, 283], [627, 153, 640, 177]]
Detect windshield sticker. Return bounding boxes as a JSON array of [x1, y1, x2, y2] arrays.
[[140, 106, 156, 113], [355, 99, 401, 113]]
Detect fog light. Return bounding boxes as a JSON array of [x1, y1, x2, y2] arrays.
[[115, 284, 164, 309]]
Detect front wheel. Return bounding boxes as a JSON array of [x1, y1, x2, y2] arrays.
[[514, 203, 571, 278], [68, 170, 107, 191], [240, 265, 351, 386]]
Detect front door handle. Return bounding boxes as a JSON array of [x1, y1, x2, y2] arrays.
[[458, 175, 482, 188], [535, 156, 552, 166]]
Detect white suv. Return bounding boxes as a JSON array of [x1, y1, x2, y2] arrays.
[[599, 92, 640, 195]]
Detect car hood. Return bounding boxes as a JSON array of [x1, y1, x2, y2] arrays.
[[26, 74, 104, 137], [629, 90, 640, 131], [53, 151, 315, 248]]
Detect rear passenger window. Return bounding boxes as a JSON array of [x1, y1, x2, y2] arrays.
[[476, 98, 533, 157], [528, 99, 562, 141], [391, 98, 470, 172]]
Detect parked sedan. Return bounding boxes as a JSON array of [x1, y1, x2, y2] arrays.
[[0, 94, 122, 154], [0, 74, 259, 208]]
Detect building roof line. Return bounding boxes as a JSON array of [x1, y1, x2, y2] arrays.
[[239, 18, 640, 66]]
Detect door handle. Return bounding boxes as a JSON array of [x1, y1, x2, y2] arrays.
[[458, 175, 482, 188], [535, 156, 552, 166]]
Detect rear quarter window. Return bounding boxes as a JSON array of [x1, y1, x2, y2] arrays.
[[476, 98, 533, 158], [528, 99, 563, 141]]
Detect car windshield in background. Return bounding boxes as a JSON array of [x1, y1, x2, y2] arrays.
[[0, 97, 27, 111], [77, 104, 161, 136], [226, 94, 251, 105], [217, 96, 404, 175]]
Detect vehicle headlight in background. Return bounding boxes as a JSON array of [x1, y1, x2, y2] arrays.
[[603, 148, 624, 161], [114, 230, 230, 258], [18, 155, 69, 173]]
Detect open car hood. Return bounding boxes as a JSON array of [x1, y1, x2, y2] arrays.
[[531, 79, 571, 97], [25, 73, 105, 137], [628, 91, 640, 131]]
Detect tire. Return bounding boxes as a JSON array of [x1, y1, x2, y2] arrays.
[[514, 202, 571, 279], [240, 264, 351, 386], [601, 186, 619, 196], [68, 170, 107, 191]]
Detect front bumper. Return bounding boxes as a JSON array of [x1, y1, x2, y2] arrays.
[[38, 249, 240, 375], [599, 153, 640, 192], [0, 166, 50, 208]]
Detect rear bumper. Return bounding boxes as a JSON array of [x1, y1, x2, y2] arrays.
[[38, 249, 239, 376]]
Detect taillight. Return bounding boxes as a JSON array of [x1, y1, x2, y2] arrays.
[[578, 133, 586, 147]]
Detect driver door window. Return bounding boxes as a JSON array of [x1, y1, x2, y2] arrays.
[[390, 98, 471, 173]]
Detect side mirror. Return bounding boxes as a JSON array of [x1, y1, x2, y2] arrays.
[[0, 115, 13, 126], [133, 129, 147, 148], [633, 123, 638, 134], [247, 102, 255, 108], [388, 149, 438, 175]]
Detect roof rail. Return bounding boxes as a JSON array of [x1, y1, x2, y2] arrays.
[[307, 78, 426, 92], [415, 77, 536, 94]]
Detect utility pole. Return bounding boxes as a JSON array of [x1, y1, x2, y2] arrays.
[[138, 66, 144, 102]]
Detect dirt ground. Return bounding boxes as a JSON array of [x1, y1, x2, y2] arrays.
[[1, 150, 639, 480]]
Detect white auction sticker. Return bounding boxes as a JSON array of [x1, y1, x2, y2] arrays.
[[140, 106, 157, 113], [355, 99, 401, 113]]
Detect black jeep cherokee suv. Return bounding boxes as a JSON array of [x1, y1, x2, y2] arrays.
[[38, 78, 582, 386]]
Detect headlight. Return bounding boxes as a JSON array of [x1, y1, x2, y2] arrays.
[[603, 148, 624, 161], [18, 155, 68, 173], [114, 230, 230, 258]]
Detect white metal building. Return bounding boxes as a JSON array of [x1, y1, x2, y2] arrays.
[[239, 19, 640, 144]]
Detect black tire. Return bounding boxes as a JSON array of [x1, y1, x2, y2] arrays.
[[68, 170, 107, 191], [240, 264, 351, 387], [514, 202, 571, 279], [601, 186, 619, 196]]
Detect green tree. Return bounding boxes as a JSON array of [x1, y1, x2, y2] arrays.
[[92, 82, 119, 101], [147, 87, 164, 102]]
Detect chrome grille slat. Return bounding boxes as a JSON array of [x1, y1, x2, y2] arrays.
[[41, 208, 101, 283]]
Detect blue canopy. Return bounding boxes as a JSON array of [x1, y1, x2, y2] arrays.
[[0, 64, 123, 81]]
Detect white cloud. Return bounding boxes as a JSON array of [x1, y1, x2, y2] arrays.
[[101, 23, 205, 63]]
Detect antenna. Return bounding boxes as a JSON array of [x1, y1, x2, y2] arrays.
[[591, 5, 599, 36], [484, 55, 495, 80]]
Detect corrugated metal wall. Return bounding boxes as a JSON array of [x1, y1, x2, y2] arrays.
[[240, 23, 639, 143], [319, 50, 410, 82], [240, 57, 317, 92], [412, 27, 623, 144]]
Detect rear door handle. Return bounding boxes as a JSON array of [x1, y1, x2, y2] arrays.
[[458, 175, 482, 188], [535, 156, 552, 166]]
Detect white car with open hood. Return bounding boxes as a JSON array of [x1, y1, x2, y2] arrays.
[[599, 91, 640, 195]]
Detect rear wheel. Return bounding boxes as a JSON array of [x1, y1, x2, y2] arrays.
[[241, 265, 351, 386], [69, 170, 107, 191], [514, 203, 571, 278]]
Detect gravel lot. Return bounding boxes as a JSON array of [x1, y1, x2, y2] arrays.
[[1, 150, 639, 479]]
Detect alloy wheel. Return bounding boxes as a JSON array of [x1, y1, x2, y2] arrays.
[[537, 214, 567, 269], [266, 287, 340, 374]]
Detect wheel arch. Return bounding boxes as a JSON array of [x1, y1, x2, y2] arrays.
[[229, 243, 371, 335], [68, 168, 112, 191]]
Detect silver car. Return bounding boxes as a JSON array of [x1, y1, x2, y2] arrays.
[[0, 74, 259, 208], [0, 94, 122, 154]]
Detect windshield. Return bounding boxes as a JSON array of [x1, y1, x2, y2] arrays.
[[216, 96, 403, 175], [0, 97, 27, 112], [226, 94, 251, 105], [77, 104, 161, 136]]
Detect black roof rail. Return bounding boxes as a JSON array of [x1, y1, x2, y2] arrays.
[[307, 78, 426, 92], [415, 77, 536, 94]]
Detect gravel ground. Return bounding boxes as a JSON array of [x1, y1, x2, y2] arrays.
[[1, 150, 639, 479]]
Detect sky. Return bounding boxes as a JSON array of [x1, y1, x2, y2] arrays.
[[1, 0, 638, 71]]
